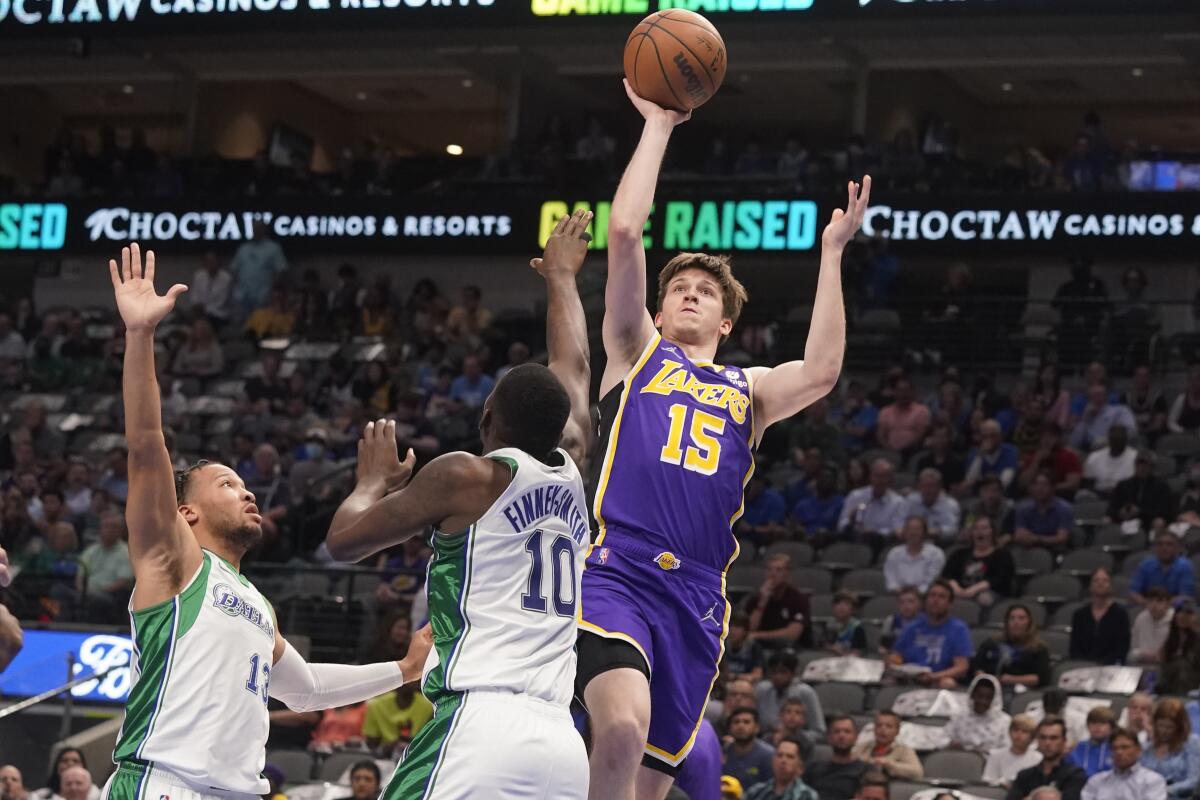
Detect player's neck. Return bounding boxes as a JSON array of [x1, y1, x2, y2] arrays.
[[662, 334, 718, 364], [197, 532, 244, 571]]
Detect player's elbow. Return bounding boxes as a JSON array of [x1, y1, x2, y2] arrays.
[[126, 431, 167, 461], [607, 223, 643, 249], [324, 530, 359, 564]]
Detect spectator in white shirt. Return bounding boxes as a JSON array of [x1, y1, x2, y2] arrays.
[[0, 312, 26, 362], [1084, 424, 1137, 495], [883, 516, 946, 593], [1128, 586, 1173, 665], [903, 468, 962, 543], [984, 714, 1042, 788], [1070, 383, 1137, 451], [1081, 726, 1168, 800], [1118, 694, 1154, 748], [189, 252, 234, 324], [838, 459, 908, 554]]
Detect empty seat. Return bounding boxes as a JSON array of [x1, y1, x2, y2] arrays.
[[765, 541, 815, 566], [266, 749, 314, 784], [874, 685, 910, 714], [1050, 600, 1087, 629], [819, 542, 873, 569], [809, 593, 834, 620], [1010, 691, 1043, 716], [861, 595, 899, 622], [1012, 547, 1054, 577], [1043, 629, 1071, 660], [1157, 432, 1200, 460], [840, 569, 888, 598], [794, 566, 834, 594], [923, 749, 985, 783], [1024, 574, 1083, 601], [1074, 499, 1109, 526], [1122, 551, 1150, 576], [319, 751, 366, 782], [1060, 548, 1114, 577], [1094, 524, 1147, 553], [962, 785, 1008, 799], [814, 682, 866, 715], [950, 599, 982, 626], [727, 563, 766, 594]]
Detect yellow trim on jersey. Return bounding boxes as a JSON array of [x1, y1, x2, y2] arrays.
[[592, 333, 663, 548], [577, 620, 652, 675]]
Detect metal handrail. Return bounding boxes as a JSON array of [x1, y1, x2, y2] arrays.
[[0, 660, 128, 721]]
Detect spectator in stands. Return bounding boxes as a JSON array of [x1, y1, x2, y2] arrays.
[[835, 380, 878, 455], [1070, 383, 1137, 452], [57, 768, 92, 800], [353, 361, 394, 416], [1036, 364, 1072, 430], [771, 699, 815, 754], [1119, 693, 1154, 748], [445, 286, 492, 351], [880, 586, 922, 652], [363, 683, 434, 757], [76, 512, 133, 622], [189, 252, 233, 326], [791, 466, 844, 540], [1068, 707, 1116, 778], [61, 461, 92, 521], [853, 773, 889, 800], [243, 351, 287, 414], [270, 702, 366, 752], [745, 554, 810, 649], [737, 475, 789, 549], [360, 280, 396, 339], [1125, 365, 1168, 443], [913, 424, 966, 496], [1007, 718, 1088, 800], [720, 776, 743, 800], [1129, 586, 1174, 664], [875, 378, 930, 458], [1069, 567, 1131, 665], [243, 287, 297, 341], [1108, 452, 1174, 533], [889, 579, 972, 688], [944, 516, 1015, 606], [171, 317, 224, 379], [1069, 362, 1117, 421], [984, 715, 1042, 789], [1013, 396, 1049, 458], [724, 708, 776, 790], [230, 221, 288, 316], [0, 766, 29, 800], [1167, 365, 1200, 434], [450, 355, 495, 411], [838, 459, 906, 553], [1140, 697, 1200, 798], [242, 443, 290, 559], [0, 313, 25, 363], [1083, 424, 1136, 496], [32, 749, 99, 800], [972, 603, 1052, 689], [1130, 530, 1194, 606], [1176, 465, 1200, 527], [754, 651, 825, 735], [715, 677, 758, 733], [791, 399, 844, 467], [947, 674, 1011, 753], [34, 489, 68, 536], [1081, 726, 1168, 800], [17, 401, 65, 462], [334, 761, 380, 800], [961, 474, 1015, 542], [1053, 257, 1109, 368], [744, 738, 818, 800], [362, 611, 412, 664], [46, 155, 84, 198], [1013, 471, 1075, 551], [805, 717, 870, 800], [1159, 601, 1200, 696], [965, 420, 1020, 493], [903, 469, 961, 542], [882, 516, 945, 593], [820, 591, 868, 656], [723, 613, 766, 683], [1019, 422, 1082, 499], [851, 710, 922, 780]]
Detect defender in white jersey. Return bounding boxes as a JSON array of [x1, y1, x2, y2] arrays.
[[325, 210, 597, 800], [103, 243, 431, 800]]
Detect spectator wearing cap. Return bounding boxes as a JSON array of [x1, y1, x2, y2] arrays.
[[1129, 586, 1174, 664], [1130, 531, 1195, 606], [723, 707, 777, 790], [888, 579, 973, 689], [1108, 452, 1174, 533], [721, 775, 744, 800], [1018, 421, 1082, 499], [1081, 726, 1167, 800], [902, 469, 961, 542], [964, 420, 1020, 493], [1070, 382, 1137, 452], [882, 516, 945, 594], [837, 459, 906, 553], [743, 738, 818, 800], [875, 378, 931, 459], [1083, 424, 1137, 496], [1013, 471, 1075, 551], [1070, 568, 1132, 665]]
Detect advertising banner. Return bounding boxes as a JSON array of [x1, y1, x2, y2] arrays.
[[0, 629, 133, 704]]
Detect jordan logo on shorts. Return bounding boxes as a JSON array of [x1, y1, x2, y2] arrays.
[[699, 604, 719, 626]]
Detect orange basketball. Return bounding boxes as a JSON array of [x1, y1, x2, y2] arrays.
[[623, 10, 727, 113]]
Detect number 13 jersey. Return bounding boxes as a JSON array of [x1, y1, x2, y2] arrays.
[[593, 334, 756, 574]]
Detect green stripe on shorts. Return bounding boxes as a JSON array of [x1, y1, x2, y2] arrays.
[[105, 762, 148, 800], [381, 694, 465, 800]]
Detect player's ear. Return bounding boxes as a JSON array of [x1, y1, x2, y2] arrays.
[[719, 318, 733, 337], [653, 310, 664, 330], [178, 502, 199, 525]]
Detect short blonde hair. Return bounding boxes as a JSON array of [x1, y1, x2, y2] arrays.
[[1011, 714, 1036, 733], [656, 253, 748, 327]]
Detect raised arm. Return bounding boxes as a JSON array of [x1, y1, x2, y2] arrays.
[[530, 209, 594, 468], [601, 80, 690, 391], [747, 177, 872, 432], [110, 243, 202, 608]]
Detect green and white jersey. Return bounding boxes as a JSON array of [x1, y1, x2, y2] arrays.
[[113, 549, 274, 796], [422, 447, 588, 709]]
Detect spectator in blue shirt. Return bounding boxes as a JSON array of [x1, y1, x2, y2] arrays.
[[889, 579, 973, 689], [449, 355, 495, 409], [836, 380, 879, 455], [1130, 530, 1196, 606], [1068, 706, 1115, 778], [838, 459, 908, 555], [792, 466, 844, 539], [1070, 382, 1138, 451], [737, 475, 789, 549], [965, 420, 1020, 493], [1012, 471, 1075, 551]]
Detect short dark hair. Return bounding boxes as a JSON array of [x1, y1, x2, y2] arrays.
[[40, 488, 63, 503], [489, 364, 571, 460], [728, 706, 759, 724], [829, 714, 857, 731], [349, 760, 380, 782], [767, 650, 799, 672], [1037, 717, 1068, 738], [833, 590, 858, 608], [979, 474, 1003, 491], [875, 710, 901, 725], [859, 771, 889, 790], [776, 737, 805, 759], [1110, 726, 1141, 748], [175, 460, 212, 504], [1146, 586, 1171, 602], [1042, 688, 1068, 714], [927, 579, 954, 599]]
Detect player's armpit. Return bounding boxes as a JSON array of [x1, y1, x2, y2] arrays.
[[325, 452, 498, 563], [125, 433, 201, 601], [747, 361, 839, 434]]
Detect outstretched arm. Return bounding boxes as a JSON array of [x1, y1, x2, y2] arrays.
[[747, 177, 872, 433], [110, 244, 201, 608], [602, 80, 690, 389], [530, 209, 594, 469]]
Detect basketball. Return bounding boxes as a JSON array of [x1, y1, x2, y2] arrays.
[[623, 10, 727, 113]]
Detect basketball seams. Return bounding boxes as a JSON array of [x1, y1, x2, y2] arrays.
[[626, 29, 652, 97], [646, 15, 721, 94], [643, 33, 689, 112]]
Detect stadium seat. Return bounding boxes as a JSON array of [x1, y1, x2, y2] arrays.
[[1111, 574, 1132, 599], [1012, 547, 1054, 578], [963, 785, 1008, 799], [808, 593, 834, 621], [765, 541, 815, 566], [1060, 548, 1114, 578], [266, 749, 315, 784], [1094, 524, 1146, 553], [1023, 574, 1083, 602], [1156, 432, 1200, 460], [1010, 691, 1043, 716], [727, 563, 766, 594], [873, 685, 910, 714], [814, 682, 866, 715], [319, 751, 367, 782], [818, 542, 873, 570], [861, 595, 899, 622], [1049, 600, 1087, 629], [1042, 629, 1071, 660], [810, 743, 833, 764], [987, 598, 1048, 628], [1074, 498, 1108, 526], [923, 749, 985, 784], [950, 599, 982, 626], [794, 566, 835, 594], [1121, 550, 1150, 576], [840, 569, 888, 598]]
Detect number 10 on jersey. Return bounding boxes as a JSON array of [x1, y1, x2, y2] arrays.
[[521, 529, 576, 617]]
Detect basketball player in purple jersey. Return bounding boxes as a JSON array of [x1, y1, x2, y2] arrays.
[[576, 79, 871, 800]]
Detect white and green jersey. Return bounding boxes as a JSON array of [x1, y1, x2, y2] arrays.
[[113, 549, 274, 796], [421, 447, 588, 709]]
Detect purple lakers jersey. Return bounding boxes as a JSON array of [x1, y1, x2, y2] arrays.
[[593, 334, 756, 573]]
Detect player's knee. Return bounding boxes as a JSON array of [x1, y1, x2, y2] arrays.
[[591, 707, 650, 760]]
